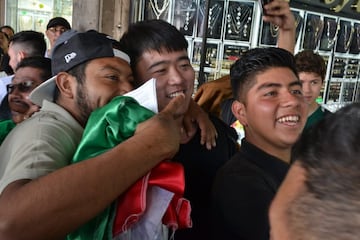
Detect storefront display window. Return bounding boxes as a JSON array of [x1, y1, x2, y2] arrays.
[[4, 0, 72, 33]]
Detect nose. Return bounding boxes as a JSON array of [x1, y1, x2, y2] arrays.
[[118, 81, 133, 95], [281, 90, 302, 108], [168, 67, 184, 85], [302, 82, 311, 94]]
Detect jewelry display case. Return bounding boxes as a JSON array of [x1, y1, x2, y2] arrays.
[[130, 0, 360, 111]]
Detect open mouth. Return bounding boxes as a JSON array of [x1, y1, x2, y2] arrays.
[[277, 115, 300, 124], [9, 100, 30, 113], [168, 90, 185, 98]]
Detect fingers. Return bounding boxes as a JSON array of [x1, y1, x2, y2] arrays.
[[263, 0, 295, 30], [263, 0, 291, 19], [182, 116, 197, 141], [160, 93, 185, 119], [200, 121, 218, 150]]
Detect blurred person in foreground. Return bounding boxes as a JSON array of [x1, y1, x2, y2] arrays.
[[270, 102, 360, 240]]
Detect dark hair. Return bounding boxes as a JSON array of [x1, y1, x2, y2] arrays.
[[289, 103, 360, 239], [0, 25, 15, 35], [46, 17, 71, 30], [10, 30, 46, 57], [230, 47, 298, 101], [295, 50, 326, 81], [16, 56, 52, 81], [119, 19, 188, 82], [0, 31, 9, 41]]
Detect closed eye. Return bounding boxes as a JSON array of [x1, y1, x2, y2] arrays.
[[264, 91, 277, 97], [106, 75, 119, 81]]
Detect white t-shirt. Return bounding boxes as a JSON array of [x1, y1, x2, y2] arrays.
[[0, 75, 13, 103]]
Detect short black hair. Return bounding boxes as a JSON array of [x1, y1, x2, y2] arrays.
[[10, 30, 46, 57], [119, 19, 188, 83], [230, 47, 298, 101], [16, 56, 52, 81]]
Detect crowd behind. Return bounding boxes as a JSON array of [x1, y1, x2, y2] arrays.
[[0, 0, 358, 239]]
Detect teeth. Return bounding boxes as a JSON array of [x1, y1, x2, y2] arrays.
[[169, 91, 184, 98], [277, 115, 300, 123]]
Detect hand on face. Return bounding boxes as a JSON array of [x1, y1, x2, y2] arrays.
[[135, 93, 186, 160]]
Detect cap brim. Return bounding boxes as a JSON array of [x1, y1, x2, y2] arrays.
[[29, 75, 57, 107]]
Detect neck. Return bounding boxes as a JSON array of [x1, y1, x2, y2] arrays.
[[246, 137, 292, 164], [308, 102, 319, 116]]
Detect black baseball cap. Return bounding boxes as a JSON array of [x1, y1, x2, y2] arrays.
[[29, 30, 130, 106], [47, 17, 71, 30]]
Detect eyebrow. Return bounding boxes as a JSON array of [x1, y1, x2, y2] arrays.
[[257, 80, 302, 91], [147, 55, 190, 72], [99, 64, 133, 77]]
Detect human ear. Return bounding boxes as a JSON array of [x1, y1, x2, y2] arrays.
[[232, 100, 248, 127], [55, 73, 76, 99]]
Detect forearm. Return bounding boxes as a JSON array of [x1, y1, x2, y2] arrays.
[[0, 129, 176, 240], [278, 28, 296, 54]]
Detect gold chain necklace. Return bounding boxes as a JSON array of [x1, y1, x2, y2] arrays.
[[150, 0, 170, 19]]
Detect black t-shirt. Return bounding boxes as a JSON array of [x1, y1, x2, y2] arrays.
[[211, 139, 289, 240], [173, 114, 239, 240]]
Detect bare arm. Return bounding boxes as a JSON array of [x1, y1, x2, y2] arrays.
[[0, 94, 185, 240], [263, 0, 296, 54]]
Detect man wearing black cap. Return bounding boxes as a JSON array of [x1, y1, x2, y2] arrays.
[[45, 17, 71, 58], [0, 30, 186, 239]]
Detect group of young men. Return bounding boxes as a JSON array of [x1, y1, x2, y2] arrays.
[[0, 0, 358, 240]]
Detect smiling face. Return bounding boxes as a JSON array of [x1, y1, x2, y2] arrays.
[[232, 67, 307, 158], [69, 57, 134, 125], [134, 49, 195, 115], [8, 66, 45, 123]]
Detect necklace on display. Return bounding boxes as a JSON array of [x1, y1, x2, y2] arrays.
[[326, 19, 339, 49], [312, 17, 324, 48], [150, 0, 170, 19], [343, 23, 355, 51], [226, 4, 252, 38], [270, 23, 279, 38], [182, 0, 197, 31], [208, 3, 222, 36]]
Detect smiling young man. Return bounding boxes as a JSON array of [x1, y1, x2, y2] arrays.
[[119, 19, 239, 239], [295, 50, 331, 130], [0, 30, 187, 240], [211, 47, 307, 240]]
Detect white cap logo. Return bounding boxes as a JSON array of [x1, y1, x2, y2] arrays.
[[64, 52, 77, 63]]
